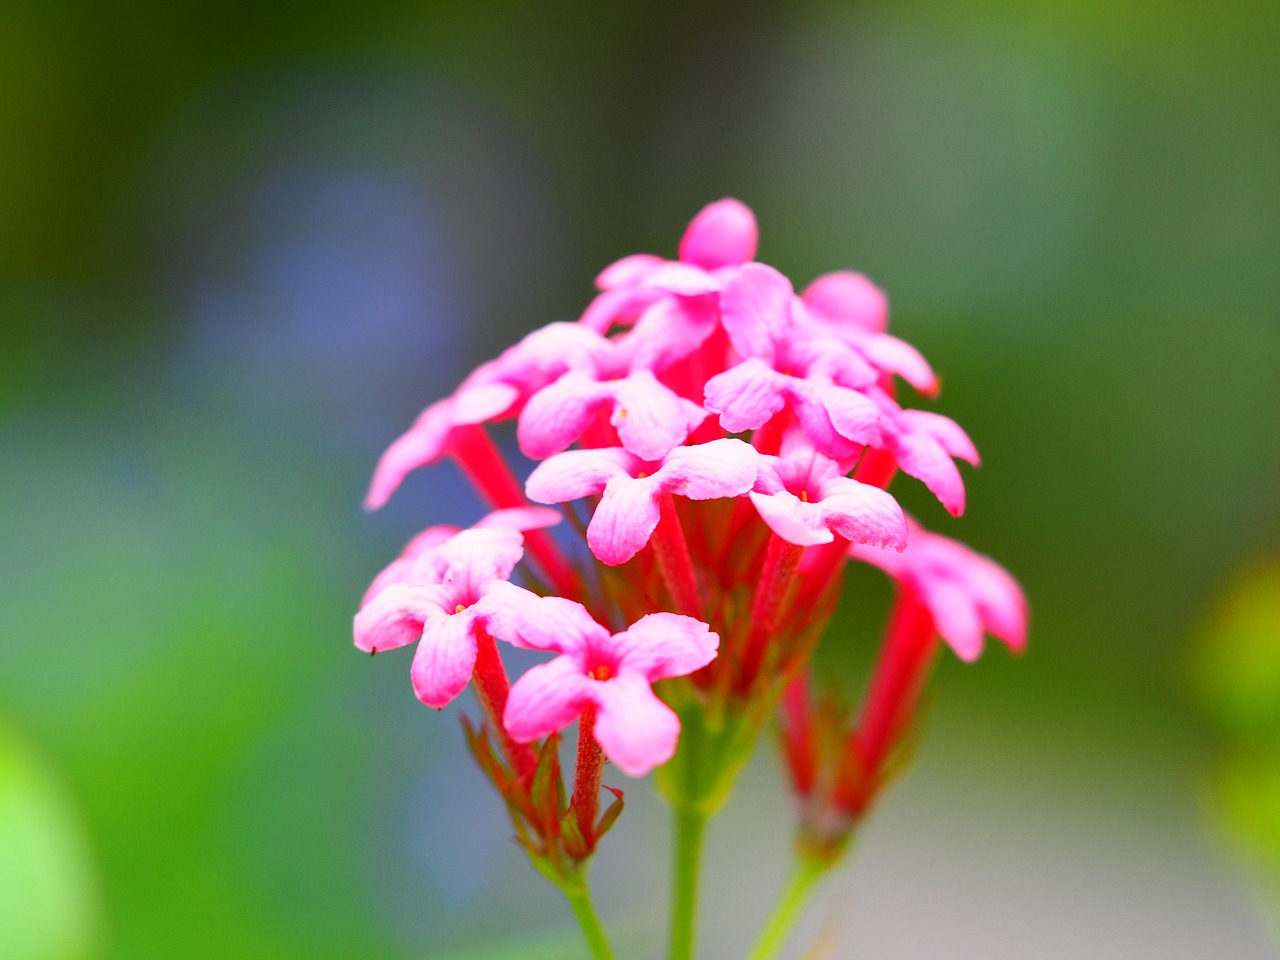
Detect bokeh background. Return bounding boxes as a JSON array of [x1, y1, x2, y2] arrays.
[[2, 0, 1279, 957]]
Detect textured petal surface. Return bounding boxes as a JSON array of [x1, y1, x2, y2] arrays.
[[610, 370, 696, 461], [749, 491, 835, 546], [678, 198, 758, 270], [410, 608, 480, 707], [493, 590, 608, 655], [704, 359, 789, 433], [593, 673, 682, 776], [353, 583, 446, 653], [503, 657, 593, 742], [587, 475, 662, 566], [517, 372, 609, 459], [894, 434, 967, 517], [614, 613, 719, 680], [656, 439, 760, 501], [817, 478, 908, 551], [526, 447, 636, 504]]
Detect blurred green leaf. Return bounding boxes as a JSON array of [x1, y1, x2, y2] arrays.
[[0, 721, 99, 960]]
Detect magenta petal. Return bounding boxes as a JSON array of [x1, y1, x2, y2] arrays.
[[614, 613, 719, 680], [719, 263, 793, 360], [593, 674, 682, 777], [801, 271, 888, 333], [353, 584, 446, 653], [817, 478, 907, 551], [925, 580, 985, 662], [705, 359, 788, 433], [588, 476, 662, 566], [474, 506, 563, 532], [898, 410, 979, 465], [433, 528, 525, 598], [657, 438, 760, 500], [453, 382, 520, 424], [503, 657, 593, 742], [860, 335, 938, 395], [411, 608, 481, 707], [812, 382, 885, 447], [895, 434, 967, 517], [749, 491, 834, 546], [642, 262, 722, 296], [526, 448, 636, 505], [365, 398, 456, 510], [596, 253, 666, 290], [491, 589, 607, 656], [678, 198, 758, 270], [610, 371, 694, 461], [517, 372, 608, 459]]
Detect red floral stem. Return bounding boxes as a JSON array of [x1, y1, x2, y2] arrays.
[[651, 493, 704, 619], [849, 594, 939, 791], [780, 672, 816, 799], [471, 624, 538, 780], [739, 535, 806, 688], [450, 424, 579, 598], [572, 705, 605, 847]]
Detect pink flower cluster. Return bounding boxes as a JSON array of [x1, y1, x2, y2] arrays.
[[355, 199, 1025, 864]]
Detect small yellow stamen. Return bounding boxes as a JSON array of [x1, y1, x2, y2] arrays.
[[800, 490, 810, 502], [618, 408, 628, 420], [455, 603, 466, 614], [588, 665, 612, 682]]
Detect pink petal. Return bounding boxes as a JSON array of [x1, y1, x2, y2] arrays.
[[579, 287, 652, 334], [492, 589, 607, 656], [816, 478, 908, 551], [432, 528, 526, 598], [704, 358, 789, 433], [517, 372, 609, 459], [365, 398, 456, 510], [361, 526, 460, 604], [749, 491, 835, 546], [410, 607, 481, 707], [614, 613, 719, 680], [474, 506, 563, 532], [609, 370, 699, 461], [719, 263, 793, 361], [525, 447, 636, 505], [859, 334, 938, 396], [801, 271, 888, 333], [641, 262, 722, 296], [809, 381, 885, 447], [924, 580, 985, 662], [894, 434, 967, 517], [898, 410, 979, 465], [587, 474, 663, 566], [655, 438, 760, 501], [678, 198, 758, 270], [623, 298, 717, 372], [503, 656, 593, 742], [593, 673, 682, 776], [596, 253, 666, 290], [353, 583, 447, 653]]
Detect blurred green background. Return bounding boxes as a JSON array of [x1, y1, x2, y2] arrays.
[[2, 0, 1278, 957]]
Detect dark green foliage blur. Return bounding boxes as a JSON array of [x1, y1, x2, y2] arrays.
[[1, 0, 1278, 957]]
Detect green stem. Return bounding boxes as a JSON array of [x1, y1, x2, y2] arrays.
[[743, 853, 830, 960], [561, 881, 617, 960], [668, 806, 709, 960]]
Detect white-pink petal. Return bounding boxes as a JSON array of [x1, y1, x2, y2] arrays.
[[593, 673, 682, 777], [503, 657, 593, 742], [525, 447, 635, 505], [614, 613, 719, 680], [656, 439, 760, 501], [587, 475, 663, 566], [410, 607, 481, 708]]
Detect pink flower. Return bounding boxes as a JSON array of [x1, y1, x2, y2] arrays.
[[361, 507, 562, 606], [526, 438, 760, 565], [503, 602, 719, 776], [869, 389, 980, 518], [516, 316, 711, 462], [750, 431, 906, 550], [353, 527, 542, 707], [578, 198, 757, 334], [850, 518, 1027, 661]]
